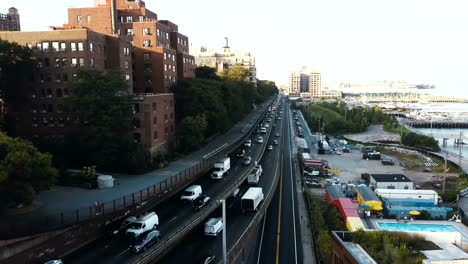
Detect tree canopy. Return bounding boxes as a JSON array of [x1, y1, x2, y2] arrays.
[[63, 69, 151, 173], [219, 65, 251, 81], [0, 132, 58, 207], [194, 66, 220, 80]]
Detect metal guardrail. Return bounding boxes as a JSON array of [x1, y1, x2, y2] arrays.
[[133, 106, 277, 263]]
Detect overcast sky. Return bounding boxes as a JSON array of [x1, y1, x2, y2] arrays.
[[2, 0, 468, 95]]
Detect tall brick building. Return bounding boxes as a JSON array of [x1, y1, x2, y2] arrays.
[[0, 0, 196, 156], [0, 7, 20, 31]]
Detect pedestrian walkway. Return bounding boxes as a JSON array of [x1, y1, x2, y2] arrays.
[[27, 99, 273, 217]]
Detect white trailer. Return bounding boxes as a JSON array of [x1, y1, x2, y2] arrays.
[[375, 189, 440, 205], [241, 187, 264, 213], [211, 157, 231, 179], [248, 165, 263, 184]]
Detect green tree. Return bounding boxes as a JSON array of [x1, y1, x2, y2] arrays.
[[219, 65, 250, 81], [194, 66, 220, 80], [178, 114, 208, 153], [317, 230, 332, 263], [0, 132, 58, 207], [65, 69, 151, 173]]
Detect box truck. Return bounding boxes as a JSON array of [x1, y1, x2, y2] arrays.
[[248, 165, 263, 184], [241, 187, 264, 213], [211, 157, 231, 179]]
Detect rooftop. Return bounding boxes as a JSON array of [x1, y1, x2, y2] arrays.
[[371, 173, 412, 182]]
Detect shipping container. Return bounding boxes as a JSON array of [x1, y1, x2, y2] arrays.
[[356, 185, 382, 210], [375, 189, 439, 205], [346, 217, 365, 231], [326, 185, 345, 203], [335, 198, 359, 221]]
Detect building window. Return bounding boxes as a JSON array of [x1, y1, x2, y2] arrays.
[[60, 42, 66, 52], [165, 127, 169, 135], [61, 58, 67, 67], [87, 15, 91, 23], [63, 73, 68, 82], [47, 89, 53, 97], [145, 77, 152, 84], [98, 44, 102, 54], [71, 42, 77, 51], [71, 58, 77, 67], [56, 88, 63, 97], [165, 32, 169, 39], [42, 42, 49, 52], [153, 116, 157, 124], [44, 58, 50, 67], [126, 28, 133, 35], [157, 29, 160, 36], [52, 42, 59, 52], [164, 64, 167, 71], [170, 113, 173, 120], [124, 61, 129, 69], [37, 60, 43, 68], [133, 104, 140, 113], [90, 58, 95, 67], [144, 64, 152, 72], [64, 89, 69, 97], [142, 28, 151, 35], [79, 58, 84, 67], [143, 40, 151, 47], [89, 42, 93, 52], [143, 53, 150, 60], [78, 42, 84, 51], [40, 88, 46, 97], [55, 74, 61, 83], [77, 15, 82, 22], [153, 131, 158, 140], [54, 58, 60, 67], [152, 102, 157, 111], [123, 47, 130, 56], [125, 74, 130, 81], [126, 16, 133, 23]]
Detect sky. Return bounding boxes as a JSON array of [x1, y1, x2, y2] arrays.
[[2, 0, 468, 96]]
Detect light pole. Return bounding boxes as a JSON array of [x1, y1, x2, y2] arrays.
[[221, 199, 227, 264]]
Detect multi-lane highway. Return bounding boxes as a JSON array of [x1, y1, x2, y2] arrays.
[[157, 102, 285, 263], [255, 103, 303, 264], [63, 97, 284, 264]]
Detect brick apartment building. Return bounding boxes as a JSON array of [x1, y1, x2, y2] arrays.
[[0, 7, 20, 31], [0, 0, 196, 155], [65, 0, 195, 154]]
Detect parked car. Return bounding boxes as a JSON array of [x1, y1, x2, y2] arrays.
[[244, 139, 252, 148], [243, 156, 252, 166], [193, 195, 211, 211], [381, 159, 395, 165], [129, 230, 161, 253]]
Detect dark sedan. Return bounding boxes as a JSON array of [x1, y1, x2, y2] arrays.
[[193, 195, 211, 210]]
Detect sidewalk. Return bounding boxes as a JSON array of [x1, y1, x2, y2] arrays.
[[29, 99, 273, 216]]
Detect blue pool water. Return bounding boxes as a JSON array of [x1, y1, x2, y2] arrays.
[[378, 222, 457, 232]]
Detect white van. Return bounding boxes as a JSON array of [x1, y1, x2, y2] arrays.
[[181, 185, 202, 202], [204, 217, 223, 236], [126, 212, 159, 239]]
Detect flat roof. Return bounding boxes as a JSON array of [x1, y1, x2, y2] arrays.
[[371, 174, 412, 182], [242, 187, 262, 200]]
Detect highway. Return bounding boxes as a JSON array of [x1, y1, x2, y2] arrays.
[[63, 98, 284, 264], [255, 103, 303, 264], [157, 103, 285, 263]]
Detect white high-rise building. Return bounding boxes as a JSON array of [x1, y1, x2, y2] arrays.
[[193, 38, 256, 83], [288, 67, 321, 97]]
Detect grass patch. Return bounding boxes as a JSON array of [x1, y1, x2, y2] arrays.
[[385, 150, 423, 169], [383, 123, 411, 135]]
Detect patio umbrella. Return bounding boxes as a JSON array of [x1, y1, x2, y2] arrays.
[[359, 205, 371, 210], [409, 210, 420, 216]]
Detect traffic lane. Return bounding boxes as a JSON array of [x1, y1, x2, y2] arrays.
[[64, 137, 266, 264], [157, 117, 284, 263], [295, 110, 318, 153]]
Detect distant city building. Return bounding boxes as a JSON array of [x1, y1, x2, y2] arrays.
[[193, 38, 257, 83], [288, 67, 322, 97], [0, 7, 20, 31]]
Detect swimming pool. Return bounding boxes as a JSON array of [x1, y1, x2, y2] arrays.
[[378, 222, 457, 232]]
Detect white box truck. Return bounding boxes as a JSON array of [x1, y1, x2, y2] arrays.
[[248, 165, 263, 184], [211, 157, 231, 179], [241, 187, 264, 213]]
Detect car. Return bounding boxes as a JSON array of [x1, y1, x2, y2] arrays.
[[236, 149, 245, 158], [267, 145, 273, 151], [193, 195, 211, 210], [381, 159, 395, 165], [275, 132, 280, 137], [263, 123, 269, 128], [244, 139, 252, 148], [243, 156, 252, 166], [129, 230, 161, 253], [297, 133, 304, 138], [44, 260, 63, 264], [277, 116, 282, 120], [256, 136, 264, 143], [273, 139, 279, 145], [336, 150, 343, 155], [105, 215, 137, 237], [198, 256, 216, 264]]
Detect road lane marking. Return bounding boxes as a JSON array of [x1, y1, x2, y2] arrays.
[[116, 248, 129, 257], [168, 216, 177, 224], [288, 109, 299, 264], [256, 213, 267, 264]]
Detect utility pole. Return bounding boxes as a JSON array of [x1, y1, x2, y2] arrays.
[[221, 199, 227, 264], [443, 151, 448, 194], [459, 131, 463, 172]]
